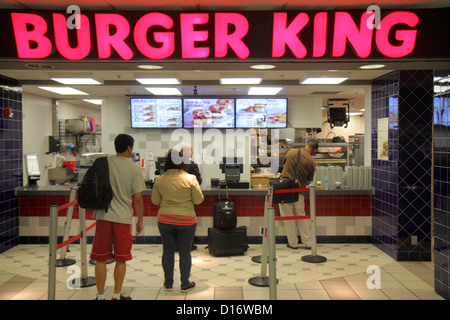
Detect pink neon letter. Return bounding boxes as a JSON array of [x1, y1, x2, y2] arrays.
[[272, 12, 309, 58], [375, 11, 418, 58], [10, 13, 52, 59], [313, 12, 327, 57], [215, 13, 249, 59], [180, 13, 210, 59], [332, 12, 374, 58], [134, 13, 174, 59], [53, 13, 91, 60], [95, 14, 133, 60]]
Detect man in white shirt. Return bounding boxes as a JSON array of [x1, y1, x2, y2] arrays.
[[91, 134, 146, 300]]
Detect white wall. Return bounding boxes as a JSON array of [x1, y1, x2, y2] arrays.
[[22, 93, 53, 186], [22, 93, 101, 186], [288, 96, 323, 128]]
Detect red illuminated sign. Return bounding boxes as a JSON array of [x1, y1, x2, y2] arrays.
[[4, 10, 426, 61]]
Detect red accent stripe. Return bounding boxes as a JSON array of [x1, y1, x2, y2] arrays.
[[274, 188, 309, 194], [157, 214, 197, 225]]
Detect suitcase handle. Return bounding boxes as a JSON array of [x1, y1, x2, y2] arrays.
[[217, 181, 229, 200]]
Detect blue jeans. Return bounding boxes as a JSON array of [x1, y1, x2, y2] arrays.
[[158, 222, 197, 288]]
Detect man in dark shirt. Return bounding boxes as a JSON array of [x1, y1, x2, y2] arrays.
[[279, 140, 318, 249]]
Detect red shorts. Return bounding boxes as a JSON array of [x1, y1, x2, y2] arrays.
[[90, 220, 133, 262]]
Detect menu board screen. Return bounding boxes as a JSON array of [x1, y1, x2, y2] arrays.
[[130, 98, 183, 128], [183, 98, 235, 128], [235, 98, 287, 128]]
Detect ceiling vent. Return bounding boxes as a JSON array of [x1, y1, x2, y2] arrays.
[[25, 63, 55, 70]]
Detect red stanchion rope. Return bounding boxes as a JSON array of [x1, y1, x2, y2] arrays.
[[54, 198, 97, 250], [56, 222, 96, 250], [57, 200, 78, 212]]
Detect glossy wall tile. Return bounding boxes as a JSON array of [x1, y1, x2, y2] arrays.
[[433, 70, 450, 300], [371, 71, 433, 261], [0, 75, 22, 254]]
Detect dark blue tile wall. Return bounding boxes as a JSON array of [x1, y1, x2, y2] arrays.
[[0, 75, 22, 254], [433, 70, 450, 300], [371, 70, 433, 261]]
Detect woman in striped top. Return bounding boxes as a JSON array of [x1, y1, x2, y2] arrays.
[[151, 149, 204, 292]]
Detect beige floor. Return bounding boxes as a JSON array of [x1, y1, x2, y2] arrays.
[[0, 243, 444, 300]]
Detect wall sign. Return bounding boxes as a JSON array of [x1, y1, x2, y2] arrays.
[[1, 9, 449, 61]]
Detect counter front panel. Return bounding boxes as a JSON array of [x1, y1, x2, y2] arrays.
[[17, 186, 373, 244]]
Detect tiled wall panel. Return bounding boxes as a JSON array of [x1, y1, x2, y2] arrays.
[[371, 71, 433, 261], [433, 70, 450, 300], [0, 75, 22, 254]]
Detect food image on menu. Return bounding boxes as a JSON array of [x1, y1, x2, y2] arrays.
[[192, 109, 213, 126], [130, 98, 183, 128], [236, 98, 287, 128], [244, 103, 265, 113], [183, 98, 235, 128]]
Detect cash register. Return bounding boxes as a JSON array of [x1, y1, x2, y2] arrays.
[[218, 157, 249, 189]]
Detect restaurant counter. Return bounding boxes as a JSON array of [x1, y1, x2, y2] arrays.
[[15, 184, 374, 196], [16, 184, 373, 243]]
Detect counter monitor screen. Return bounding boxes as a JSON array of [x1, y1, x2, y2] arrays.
[[130, 98, 183, 128], [183, 98, 235, 128], [235, 98, 287, 128], [25, 154, 40, 176]]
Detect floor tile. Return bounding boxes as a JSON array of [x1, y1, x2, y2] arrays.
[[298, 289, 330, 300], [0, 244, 445, 301], [326, 289, 360, 300]]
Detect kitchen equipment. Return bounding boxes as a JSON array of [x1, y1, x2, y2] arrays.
[[348, 134, 365, 166]]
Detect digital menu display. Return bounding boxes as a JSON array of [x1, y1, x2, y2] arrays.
[[183, 98, 235, 128], [130, 98, 183, 128], [235, 98, 287, 128]]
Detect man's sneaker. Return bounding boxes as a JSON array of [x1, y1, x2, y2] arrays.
[[164, 283, 173, 291], [112, 294, 132, 300], [181, 282, 196, 293]]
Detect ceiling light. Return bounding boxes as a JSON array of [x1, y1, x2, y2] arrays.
[[145, 87, 182, 95], [38, 87, 88, 95], [250, 64, 275, 70], [83, 99, 102, 105], [349, 112, 363, 116], [137, 64, 164, 70], [248, 87, 282, 95], [220, 78, 262, 85], [301, 77, 348, 84], [51, 78, 102, 85], [136, 78, 180, 85], [359, 64, 385, 70]]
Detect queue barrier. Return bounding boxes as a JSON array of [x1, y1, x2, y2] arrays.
[[48, 189, 96, 300], [248, 185, 327, 300]]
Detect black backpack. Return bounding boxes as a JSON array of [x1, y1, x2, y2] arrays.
[[78, 157, 113, 212]]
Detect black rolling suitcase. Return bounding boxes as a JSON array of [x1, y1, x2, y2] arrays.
[[213, 182, 237, 230], [207, 226, 249, 257]]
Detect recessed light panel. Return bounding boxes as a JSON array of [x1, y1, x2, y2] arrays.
[[145, 87, 182, 95], [83, 99, 102, 105], [136, 78, 181, 85], [51, 78, 101, 85], [38, 87, 89, 95], [247, 87, 282, 95], [301, 77, 348, 84], [220, 78, 262, 85]]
